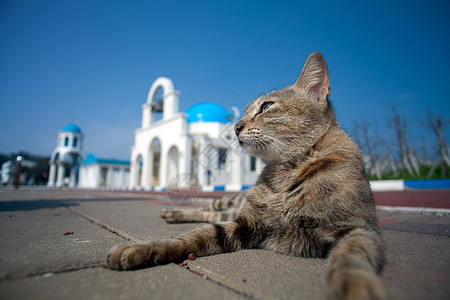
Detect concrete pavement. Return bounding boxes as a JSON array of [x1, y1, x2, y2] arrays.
[[0, 189, 449, 300]]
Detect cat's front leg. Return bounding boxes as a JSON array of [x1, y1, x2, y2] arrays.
[[107, 218, 261, 270], [107, 241, 177, 270], [327, 228, 386, 300]]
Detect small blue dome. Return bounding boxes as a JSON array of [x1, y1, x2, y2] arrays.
[[62, 124, 82, 133], [186, 103, 233, 124]]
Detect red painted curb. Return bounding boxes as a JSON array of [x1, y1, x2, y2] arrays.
[[374, 190, 450, 209]]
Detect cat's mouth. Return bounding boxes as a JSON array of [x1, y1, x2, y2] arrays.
[[239, 139, 262, 157], [238, 136, 283, 163], [238, 138, 252, 150], [238, 139, 250, 150]]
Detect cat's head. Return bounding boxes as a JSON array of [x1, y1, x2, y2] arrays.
[[235, 52, 336, 162]]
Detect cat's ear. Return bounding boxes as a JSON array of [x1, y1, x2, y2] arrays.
[[294, 52, 330, 103]]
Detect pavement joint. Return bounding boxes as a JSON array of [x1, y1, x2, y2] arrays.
[[178, 262, 258, 299], [1, 261, 105, 282], [66, 205, 142, 243], [180, 261, 269, 300], [25, 262, 105, 279]]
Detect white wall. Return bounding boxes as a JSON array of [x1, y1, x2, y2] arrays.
[[131, 113, 190, 190], [79, 163, 130, 188]]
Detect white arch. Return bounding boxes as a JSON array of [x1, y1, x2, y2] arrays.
[[146, 77, 175, 104], [52, 152, 60, 163], [141, 77, 180, 127]]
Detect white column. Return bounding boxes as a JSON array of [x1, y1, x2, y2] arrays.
[[163, 91, 180, 120], [129, 150, 137, 188], [180, 137, 192, 188], [107, 166, 113, 187], [120, 167, 126, 188], [123, 166, 130, 188], [69, 166, 76, 187], [129, 161, 136, 188], [48, 163, 57, 186], [95, 165, 102, 187], [197, 136, 207, 187], [230, 150, 242, 188], [142, 152, 150, 189], [141, 102, 152, 128], [56, 164, 65, 187], [160, 146, 168, 189]]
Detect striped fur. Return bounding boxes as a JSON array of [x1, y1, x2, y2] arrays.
[[107, 52, 386, 300], [160, 192, 245, 223]]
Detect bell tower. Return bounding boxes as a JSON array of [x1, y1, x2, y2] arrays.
[[141, 77, 180, 128], [47, 124, 84, 187]]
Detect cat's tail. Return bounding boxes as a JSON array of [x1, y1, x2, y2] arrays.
[[327, 227, 387, 300]]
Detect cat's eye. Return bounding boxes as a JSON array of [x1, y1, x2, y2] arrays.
[[260, 102, 274, 114]]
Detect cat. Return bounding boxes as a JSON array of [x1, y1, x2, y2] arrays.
[[107, 52, 386, 300]]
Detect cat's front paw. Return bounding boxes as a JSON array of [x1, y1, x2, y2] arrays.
[[107, 244, 153, 270], [160, 208, 183, 223], [328, 269, 386, 300]]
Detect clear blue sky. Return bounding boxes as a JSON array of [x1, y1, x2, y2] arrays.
[[1, 0, 449, 160]]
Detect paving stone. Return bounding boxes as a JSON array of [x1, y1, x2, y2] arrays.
[[0, 265, 245, 300], [1, 190, 449, 300]]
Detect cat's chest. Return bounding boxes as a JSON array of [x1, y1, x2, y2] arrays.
[[262, 164, 302, 194], [249, 186, 301, 222], [253, 193, 332, 257]]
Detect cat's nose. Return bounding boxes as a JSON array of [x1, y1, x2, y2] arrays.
[[234, 123, 244, 136]]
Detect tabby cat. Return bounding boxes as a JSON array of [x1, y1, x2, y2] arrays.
[[107, 52, 386, 300]]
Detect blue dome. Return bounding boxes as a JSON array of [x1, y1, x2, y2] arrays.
[[62, 124, 82, 133], [186, 103, 233, 124]]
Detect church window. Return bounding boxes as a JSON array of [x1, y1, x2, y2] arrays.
[[250, 156, 257, 172], [64, 137, 69, 146], [218, 148, 227, 170], [101, 167, 108, 186], [72, 137, 78, 147]]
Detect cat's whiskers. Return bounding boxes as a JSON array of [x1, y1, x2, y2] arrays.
[[261, 135, 287, 153]]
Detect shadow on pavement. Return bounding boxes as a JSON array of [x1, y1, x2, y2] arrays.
[[0, 200, 80, 212]]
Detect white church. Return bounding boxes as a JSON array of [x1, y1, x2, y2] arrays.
[[47, 124, 130, 188], [48, 77, 262, 191], [48, 124, 85, 187], [129, 77, 262, 191]]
